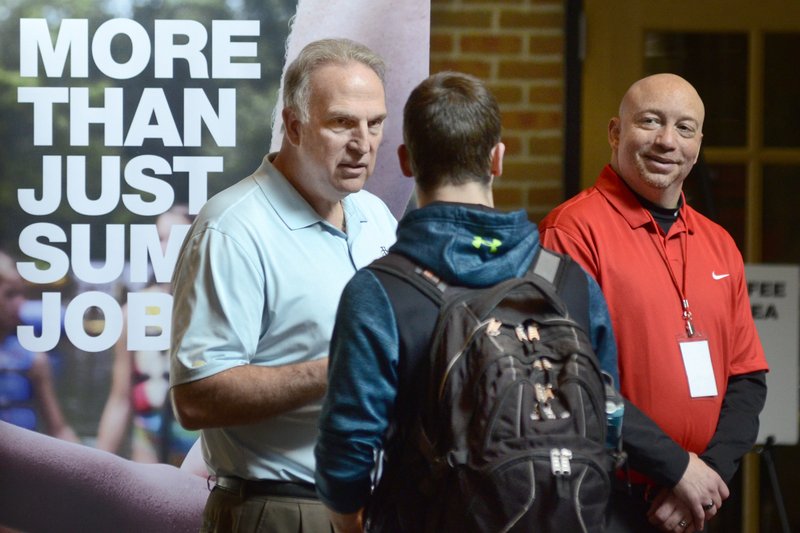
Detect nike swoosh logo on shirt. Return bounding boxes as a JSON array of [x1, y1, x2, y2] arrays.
[[712, 272, 730, 280]]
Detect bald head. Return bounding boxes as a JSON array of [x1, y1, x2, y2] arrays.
[[619, 73, 705, 128], [609, 73, 705, 208]]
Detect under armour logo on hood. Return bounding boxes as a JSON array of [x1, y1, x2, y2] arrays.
[[472, 236, 502, 253]]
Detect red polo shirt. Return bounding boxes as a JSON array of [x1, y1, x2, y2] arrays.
[[540, 165, 768, 456]]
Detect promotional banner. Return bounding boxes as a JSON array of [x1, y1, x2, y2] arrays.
[[0, 0, 427, 452]]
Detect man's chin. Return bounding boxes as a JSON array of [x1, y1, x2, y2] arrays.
[[635, 163, 678, 189], [336, 171, 370, 191]]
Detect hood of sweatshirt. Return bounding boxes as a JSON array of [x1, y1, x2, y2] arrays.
[[390, 202, 540, 288]]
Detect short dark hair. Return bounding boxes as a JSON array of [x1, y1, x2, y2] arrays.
[[283, 38, 386, 123], [402, 71, 501, 193]]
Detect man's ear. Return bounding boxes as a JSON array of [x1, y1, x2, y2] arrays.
[[283, 108, 302, 146], [490, 142, 505, 178], [608, 117, 621, 150], [397, 144, 414, 177], [692, 133, 704, 165]]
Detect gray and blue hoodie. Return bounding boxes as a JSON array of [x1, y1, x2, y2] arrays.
[[315, 202, 618, 514]]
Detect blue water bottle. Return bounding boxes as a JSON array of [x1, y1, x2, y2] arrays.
[[603, 372, 624, 450]]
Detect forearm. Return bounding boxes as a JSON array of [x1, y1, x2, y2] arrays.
[[95, 397, 133, 452], [51, 425, 80, 443], [316, 271, 400, 514], [701, 372, 767, 482], [31, 353, 80, 443], [644, 374, 766, 531], [622, 399, 689, 487], [97, 316, 133, 452], [172, 358, 328, 429], [649, 452, 729, 532], [39, 393, 79, 443]]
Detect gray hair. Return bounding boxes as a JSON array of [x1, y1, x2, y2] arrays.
[[283, 38, 386, 123]]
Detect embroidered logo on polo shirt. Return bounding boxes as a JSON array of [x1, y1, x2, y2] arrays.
[[472, 236, 502, 253], [712, 271, 730, 280]]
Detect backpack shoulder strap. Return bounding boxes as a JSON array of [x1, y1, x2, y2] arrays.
[[366, 252, 446, 394], [366, 253, 443, 469], [529, 247, 591, 334], [368, 253, 448, 306], [531, 247, 563, 285]]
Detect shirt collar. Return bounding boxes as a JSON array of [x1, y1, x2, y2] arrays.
[[595, 164, 693, 236], [252, 153, 364, 234]]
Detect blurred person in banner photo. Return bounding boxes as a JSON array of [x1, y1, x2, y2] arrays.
[[0, 248, 79, 444], [169, 38, 397, 532], [539, 73, 769, 533], [96, 205, 200, 467]]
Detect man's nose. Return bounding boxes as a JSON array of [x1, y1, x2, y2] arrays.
[[348, 124, 370, 153], [655, 126, 677, 148]]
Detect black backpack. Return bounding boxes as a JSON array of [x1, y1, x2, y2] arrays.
[[365, 248, 615, 533]]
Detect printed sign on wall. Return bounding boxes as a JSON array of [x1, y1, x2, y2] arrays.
[[747, 264, 799, 445]]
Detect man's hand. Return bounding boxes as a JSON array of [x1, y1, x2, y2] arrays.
[[647, 452, 728, 531], [328, 508, 363, 533], [647, 488, 716, 532]]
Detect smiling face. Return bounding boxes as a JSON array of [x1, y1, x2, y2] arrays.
[[609, 73, 705, 208], [283, 61, 387, 207]]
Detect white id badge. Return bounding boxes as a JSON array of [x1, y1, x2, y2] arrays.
[[679, 336, 718, 398]]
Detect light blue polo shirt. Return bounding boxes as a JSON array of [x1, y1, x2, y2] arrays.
[[170, 154, 397, 482]]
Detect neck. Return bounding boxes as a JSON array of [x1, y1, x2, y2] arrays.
[[647, 188, 682, 210], [417, 181, 494, 208], [272, 150, 345, 230], [309, 198, 346, 232]]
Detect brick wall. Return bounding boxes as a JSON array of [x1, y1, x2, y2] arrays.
[[430, 0, 566, 221]]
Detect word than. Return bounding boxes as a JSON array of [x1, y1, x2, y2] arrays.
[[18, 87, 235, 147]]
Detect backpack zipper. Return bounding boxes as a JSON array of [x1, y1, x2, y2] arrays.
[[438, 315, 498, 401]]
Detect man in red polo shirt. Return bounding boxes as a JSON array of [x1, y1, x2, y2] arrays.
[[540, 73, 768, 533]]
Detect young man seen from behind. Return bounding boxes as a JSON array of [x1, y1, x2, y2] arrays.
[[315, 71, 620, 533]]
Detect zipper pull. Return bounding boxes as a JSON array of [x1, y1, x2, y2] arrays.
[[550, 449, 562, 476], [527, 323, 540, 341], [551, 448, 573, 499], [515, 324, 527, 342], [560, 448, 572, 476]]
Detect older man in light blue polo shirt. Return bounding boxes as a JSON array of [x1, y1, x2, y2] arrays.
[[169, 38, 397, 533]]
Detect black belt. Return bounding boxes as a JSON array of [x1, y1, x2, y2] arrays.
[[214, 476, 318, 499]]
